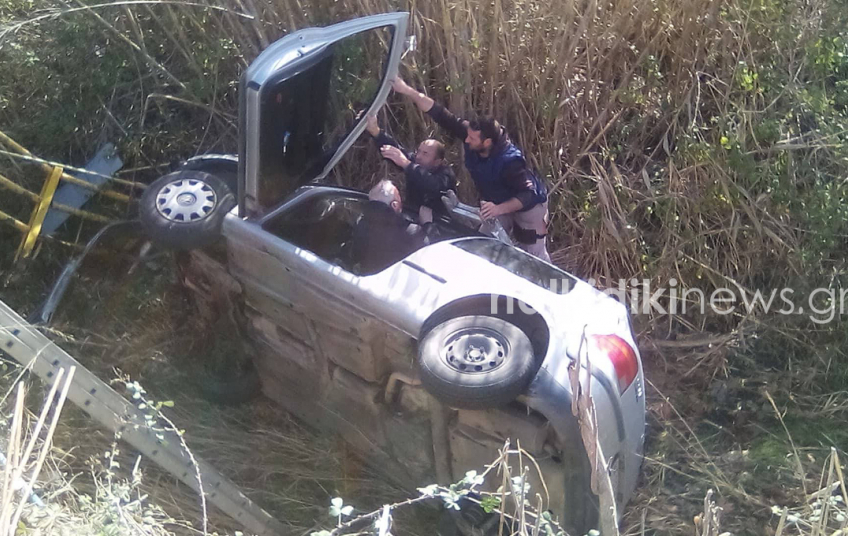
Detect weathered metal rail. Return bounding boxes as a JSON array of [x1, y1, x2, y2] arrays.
[[0, 129, 129, 262], [0, 299, 286, 536]]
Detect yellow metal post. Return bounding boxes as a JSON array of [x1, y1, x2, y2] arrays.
[[15, 166, 64, 262]]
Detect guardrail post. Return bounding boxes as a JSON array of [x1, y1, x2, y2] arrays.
[[15, 166, 63, 263]]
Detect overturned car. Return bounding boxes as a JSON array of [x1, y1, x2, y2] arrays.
[[138, 12, 645, 534]]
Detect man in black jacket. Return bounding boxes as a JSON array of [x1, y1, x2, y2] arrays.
[[390, 78, 551, 262], [365, 114, 456, 223], [349, 180, 434, 275]]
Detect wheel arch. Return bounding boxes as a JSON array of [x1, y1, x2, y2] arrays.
[[179, 154, 238, 192], [419, 298, 600, 533], [419, 294, 551, 361]]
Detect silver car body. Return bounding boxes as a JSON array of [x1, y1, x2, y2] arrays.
[[218, 185, 644, 512], [179, 11, 645, 530]]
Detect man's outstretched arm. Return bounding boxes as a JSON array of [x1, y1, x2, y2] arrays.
[[365, 114, 402, 150], [391, 78, 435, 112], [392, 78, 468, 141], [366, 114, 415, 169]]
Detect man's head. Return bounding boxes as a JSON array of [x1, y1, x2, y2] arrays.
[[465, 116, 501, 154], [413, 139, 446, 169], [368, 180, 402, 213]]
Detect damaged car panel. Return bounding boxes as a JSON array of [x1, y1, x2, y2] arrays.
[[136, 11, 646, 535], [239, 13, 408, 216]]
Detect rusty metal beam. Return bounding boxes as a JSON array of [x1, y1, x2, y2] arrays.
[[0, 208, 28, 233], [0, 130, 142, 191], [0, 171, 113, 224]]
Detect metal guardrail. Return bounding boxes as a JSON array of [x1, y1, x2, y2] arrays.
[[0, 299, 286, 536], [0, 130, 130, 262]]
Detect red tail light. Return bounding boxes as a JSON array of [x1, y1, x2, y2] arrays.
[[589, 334, 639, 394]]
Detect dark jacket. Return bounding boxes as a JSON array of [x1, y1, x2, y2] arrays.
[[373, 131, 457, 214], [427, 103, 547, 211], [350, 201, 431, 275]]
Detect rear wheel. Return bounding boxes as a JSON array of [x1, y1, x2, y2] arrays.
[[417, 316, 536, 409], [196, 357, 260, 405], [560, 436, 600, 536], [184, 311, 260, 406], [437, 497, 503, 536], [139, 170, 235, 250]]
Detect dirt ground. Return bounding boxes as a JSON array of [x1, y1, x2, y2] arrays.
[[1, 236, 846, 536]]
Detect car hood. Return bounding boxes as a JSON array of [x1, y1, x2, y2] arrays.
[[405, 239, 633, 331]]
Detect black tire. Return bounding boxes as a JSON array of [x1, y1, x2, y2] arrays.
[[180, 156, 238, 193], [560, 436, 600, 536], [417, 316, 536, 409], [196, 359, 261, 405], [452, 495, 507, 536], [438, 499, 503, 536], [139, 170, 235, 250]]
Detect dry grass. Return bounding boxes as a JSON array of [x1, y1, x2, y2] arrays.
[[1, 254, 435, 536], [0, 365, 190, 536], [620, 351, 848, 536], [1, 0, 847, 533], [2, 0, 844, 345]]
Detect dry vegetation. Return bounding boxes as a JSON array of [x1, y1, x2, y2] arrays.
[[0, 376, 190, 536], [1, 0, 848, 534], [1, 260, 438, 536]]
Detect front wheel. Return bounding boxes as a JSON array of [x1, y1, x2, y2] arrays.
[[417, 316, 536, 409], [139, 170, 235, 250], [196, 358, 261, 405]]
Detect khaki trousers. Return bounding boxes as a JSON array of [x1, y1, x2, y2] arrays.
[[497, 201, 551, 263]]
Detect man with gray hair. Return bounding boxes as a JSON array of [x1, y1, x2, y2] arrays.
[[368, 179, 403, 211], [349, 180, 434, 275]]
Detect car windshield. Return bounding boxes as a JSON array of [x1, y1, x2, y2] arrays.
[[452, 238, 575, 294]]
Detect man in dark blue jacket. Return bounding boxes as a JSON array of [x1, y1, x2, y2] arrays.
[[391, 78, 551, 262], [364, 114, 456, 223]]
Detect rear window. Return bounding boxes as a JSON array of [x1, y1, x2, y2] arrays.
[[452, 238, 575, 294]]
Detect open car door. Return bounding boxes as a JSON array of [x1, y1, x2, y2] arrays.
[[238, 13, 410, 217]]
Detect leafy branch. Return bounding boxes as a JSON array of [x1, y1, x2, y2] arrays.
[[311, 441, 577, 536]]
